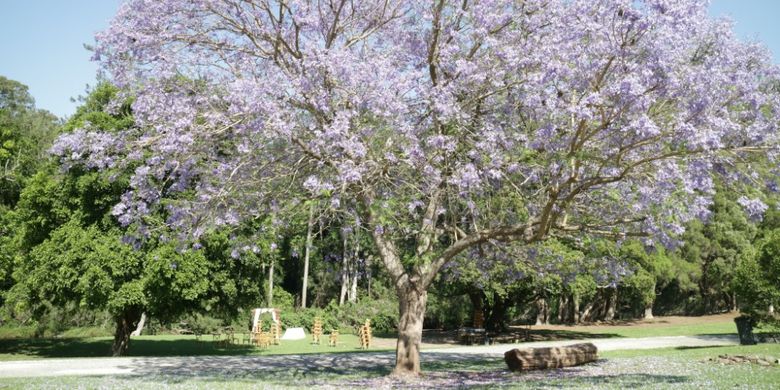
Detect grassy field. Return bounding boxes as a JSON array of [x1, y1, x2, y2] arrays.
[[0, 314, 750, 361], [522, 321, 738, 341], [0, 333, 392, 361]]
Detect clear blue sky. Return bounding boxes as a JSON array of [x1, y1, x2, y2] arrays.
[[0, 0, 778, 118]]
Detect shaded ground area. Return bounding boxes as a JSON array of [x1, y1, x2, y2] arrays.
[[1, 349, 779, 389], [0, 334, 392, 361], [523, 313, 740, 339], [0, 335, 740, 378], [414, 313, 739, 347], [0, 314, 740, 360]]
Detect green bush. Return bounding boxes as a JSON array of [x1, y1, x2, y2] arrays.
[[277, 298, 397, 334], [272, 288, 295, 310], [337, 298, 397, 334], [0, 324, 36, 338], [280, 307, 339, 333], [179, 313, 223, 334], [426, 293, 470, 330], [733, 230, 780, 327]]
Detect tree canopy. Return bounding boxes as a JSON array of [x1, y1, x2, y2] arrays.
[[51, 0, 780, 376]]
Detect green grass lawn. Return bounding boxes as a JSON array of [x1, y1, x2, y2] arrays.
[[0, 318, 750, 361], [0, 333, 392, 361], [524, 319, 747, 340]]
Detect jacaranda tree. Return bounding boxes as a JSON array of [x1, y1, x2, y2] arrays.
[[54, 0, 779, 375]]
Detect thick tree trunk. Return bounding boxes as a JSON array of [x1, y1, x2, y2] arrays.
[[130, 312, 147, 337], [301, 203, 315, 309], [393, 284, 427, 377], [112, 311, 140, 356]]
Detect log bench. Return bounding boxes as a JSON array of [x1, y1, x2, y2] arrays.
[[504, 343, 598, 371]]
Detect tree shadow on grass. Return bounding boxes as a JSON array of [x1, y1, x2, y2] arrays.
[[419, 329, 623, 345], [113, 352, 396, 384], [673, 345, 726, 351], [524, 329, 622, 341], [521, 373, 689, 388], [0, 337, 391, 360], [108, 354, 688, 389], [0, 337, 113, 358]]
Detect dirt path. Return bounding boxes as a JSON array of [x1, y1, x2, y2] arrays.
[[0, 334, 739, 378]]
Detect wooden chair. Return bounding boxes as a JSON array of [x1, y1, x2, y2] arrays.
[[358, 319, 372, 349], [328, 329, 339, 347], [257, 330, 272, 349], [312, 317, 323, 345], [272, 321, 282, 345]]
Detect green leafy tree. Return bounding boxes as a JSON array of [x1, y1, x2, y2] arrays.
[[617, 240, 674, 319], [0, 76, 59, 207], [678, 193, 758, 313], [733, 229, 780, 325], [0, 76, 60, 307], [8, 84, 266, 355]]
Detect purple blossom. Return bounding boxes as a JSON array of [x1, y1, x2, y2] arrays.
[[737, 196, 768, 222]]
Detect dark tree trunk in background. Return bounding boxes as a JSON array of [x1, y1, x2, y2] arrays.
[[558, 295, 569, 323], [468, 290, 485, 327], [572, 294, 580, 324], [604, 288, 617, 321], [486, 293, 507, 332], [112, 310, 141, 356], [699, 261, 712, 314]]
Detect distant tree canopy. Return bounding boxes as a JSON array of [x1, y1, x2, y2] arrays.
[[0, 76, 59, 207], [0, 76, 60, 304]]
